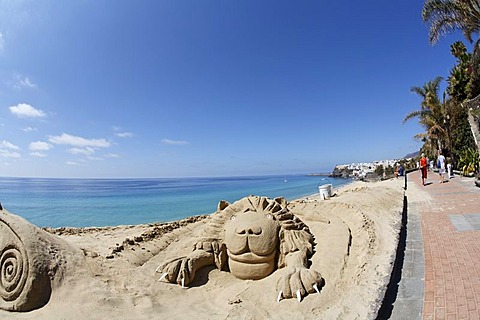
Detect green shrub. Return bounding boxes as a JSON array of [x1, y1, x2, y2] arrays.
[[458, 147, 480, 176], [374, 165, 384, 176]]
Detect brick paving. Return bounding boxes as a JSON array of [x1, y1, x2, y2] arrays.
[[410, 172, 480, 320]]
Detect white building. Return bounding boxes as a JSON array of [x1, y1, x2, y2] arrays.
[[337, 159, 400, 178]]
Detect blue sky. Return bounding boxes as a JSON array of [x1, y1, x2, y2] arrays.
[[0, 1, 466, 178]]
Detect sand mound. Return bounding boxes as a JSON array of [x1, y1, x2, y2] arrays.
[[0, 179, 405, 319]]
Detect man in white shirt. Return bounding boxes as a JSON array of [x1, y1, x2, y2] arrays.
[[437, 151, 446, 183]]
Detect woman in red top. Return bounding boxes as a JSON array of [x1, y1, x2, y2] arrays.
[[419, 153, 428, 186]]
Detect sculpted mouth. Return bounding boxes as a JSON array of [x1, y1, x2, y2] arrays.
[[227, 250, 275, 264]]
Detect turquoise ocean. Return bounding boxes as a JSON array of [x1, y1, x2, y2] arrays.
[[0, 175, 351, 228]]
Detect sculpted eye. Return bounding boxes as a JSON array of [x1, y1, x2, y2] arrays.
[[265, 214, 272, 219], [231, 216, 236, 221]]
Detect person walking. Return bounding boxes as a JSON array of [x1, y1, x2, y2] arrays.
[[420, 153, 428, 186], [447, 162, 452, 179], [437, 151, 446, 183]]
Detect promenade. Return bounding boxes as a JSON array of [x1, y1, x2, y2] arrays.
[[392, 172, 480, 319]]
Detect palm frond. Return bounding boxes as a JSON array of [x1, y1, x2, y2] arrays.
[[423, 0, 480, 44], [403, 110, 427, 123]]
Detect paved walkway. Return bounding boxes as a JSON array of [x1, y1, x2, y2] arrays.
[[408, 172, 480, 320], [389, 185, 424, 320]]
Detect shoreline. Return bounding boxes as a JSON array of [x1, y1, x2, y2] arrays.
[[42, 179, 361, 261], [0, 174, 352, 229], [43, 179, 355, 233]]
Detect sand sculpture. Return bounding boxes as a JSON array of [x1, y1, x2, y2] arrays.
[[0, 181, 405, 319], [156, 195, 324, 302], [0, 207, 84, 312]]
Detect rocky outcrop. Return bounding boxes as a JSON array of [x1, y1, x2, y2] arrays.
[[329, 165, 353, 178], [465, 94, 480, 153]]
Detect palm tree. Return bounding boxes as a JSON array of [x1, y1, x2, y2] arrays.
[[422, 0, 480, 154], [403, 77, 450, 153], [448, 41, 471, 100], [423, 0, 480, 97], [422, 0, 480, 45]]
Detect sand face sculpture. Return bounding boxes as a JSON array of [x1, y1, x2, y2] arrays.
[[156, 195, 324, 302], [0, 208, 84, 312]]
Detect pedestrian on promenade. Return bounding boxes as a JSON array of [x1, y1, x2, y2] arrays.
[[420, 153, 428, 186], [437, 150, 446, 183], [447, 162, 452, 179]]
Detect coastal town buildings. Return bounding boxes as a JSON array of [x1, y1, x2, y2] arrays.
[[331, 159, 408, 179]]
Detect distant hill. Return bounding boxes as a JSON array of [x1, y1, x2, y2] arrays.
[[404, 151, 419, 158]]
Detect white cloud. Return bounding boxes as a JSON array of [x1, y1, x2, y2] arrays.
[[49, 133, 110, 148], [29, 141, 52, 151], [115, 132, 133, 138], [68, 147, 95, 156], [13, 75, 37, 89], [1, 140, 20, 150], [0, 140, 21, 158], [112, 126, 133, 138], [22, 127, 38, 132], [0, 149, 20, 158], [0, 32, 4, 52], [105, 153, 120, 158], [161, 138, 188, 145], [9, 103, 46, 118], [66, 161, 79, 166], [30, 152, 47, 158]]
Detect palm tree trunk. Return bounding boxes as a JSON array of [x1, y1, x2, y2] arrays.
[[465, 94, 480, 152]]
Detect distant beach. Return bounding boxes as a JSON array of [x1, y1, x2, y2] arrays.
[[0, 174, 351, 228]]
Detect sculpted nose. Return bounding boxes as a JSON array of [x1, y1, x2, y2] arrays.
[[237, 226, 262, 235]]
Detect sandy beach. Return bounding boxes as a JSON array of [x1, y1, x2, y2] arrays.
[[1, 178, 406, 319]]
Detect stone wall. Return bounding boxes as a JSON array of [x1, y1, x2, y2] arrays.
[[465, 94, 480, 153]]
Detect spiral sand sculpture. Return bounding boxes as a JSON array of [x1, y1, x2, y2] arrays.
[[0, 207, 84, 312]]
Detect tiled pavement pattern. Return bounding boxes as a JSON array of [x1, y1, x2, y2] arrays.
[[411, 174, 480, 320]]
